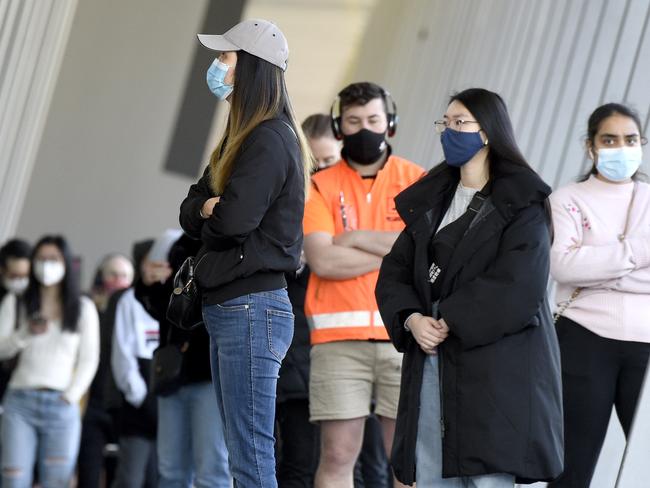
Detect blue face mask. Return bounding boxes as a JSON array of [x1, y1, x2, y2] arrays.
[[596, 147, 643, 182], [440, 127, 485, 167], [206, 59, 233, 100]]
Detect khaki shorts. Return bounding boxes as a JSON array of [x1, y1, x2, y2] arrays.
[[309, 340, 403, 422]]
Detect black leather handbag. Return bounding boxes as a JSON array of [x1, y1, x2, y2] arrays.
[[149, 340, 184, 396], [166, 257, 204, 331]]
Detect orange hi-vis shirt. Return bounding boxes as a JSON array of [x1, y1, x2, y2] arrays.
[[303, 156, 425, 345]]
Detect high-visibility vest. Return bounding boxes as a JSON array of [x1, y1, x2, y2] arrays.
[[304, 156, 425, 345]]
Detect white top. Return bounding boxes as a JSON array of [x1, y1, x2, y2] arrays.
[[0, 294, 100, 403], [550, 176, 650, 342], [111, 288, 159, 407], [438, 182, 479, 232]]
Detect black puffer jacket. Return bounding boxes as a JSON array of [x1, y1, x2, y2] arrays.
[[375, 164, 563, 485]]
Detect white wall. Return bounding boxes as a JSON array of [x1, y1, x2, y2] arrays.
[[351, 0, 650, 182], [16, 0, 209, 283]]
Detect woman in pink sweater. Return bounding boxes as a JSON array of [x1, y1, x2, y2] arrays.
[[549, 103, 649, 488]]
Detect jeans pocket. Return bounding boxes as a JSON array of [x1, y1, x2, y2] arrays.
[[267, 309, 294, 362], [215, 295, 250, 312]]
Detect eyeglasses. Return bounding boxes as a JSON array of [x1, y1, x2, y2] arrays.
[[434, 119, 480, 134]]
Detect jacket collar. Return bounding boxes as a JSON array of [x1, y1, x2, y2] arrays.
[[395, 162, 551, 226]]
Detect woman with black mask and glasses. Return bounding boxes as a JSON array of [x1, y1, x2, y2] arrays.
[[375, 88, 563, 487]]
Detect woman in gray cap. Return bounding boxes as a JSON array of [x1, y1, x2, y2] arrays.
[[179, 19, 313, 488]]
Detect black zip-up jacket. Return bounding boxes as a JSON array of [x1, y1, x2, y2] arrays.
[[376, 164, 564, 485], [179, 116, 304, 304]]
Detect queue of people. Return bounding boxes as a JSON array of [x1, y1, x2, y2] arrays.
[[0, 16, 647, 488]]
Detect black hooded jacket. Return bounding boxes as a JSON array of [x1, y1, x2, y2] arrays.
[[375, 163, 564, 485]]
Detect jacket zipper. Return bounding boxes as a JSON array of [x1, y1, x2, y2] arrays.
[[438, 345, 446, 439]]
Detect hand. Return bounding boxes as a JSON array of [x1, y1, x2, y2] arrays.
[[28, 318, 48, 335], [201, 197, 221, 219], [568, 237, 581, 250], [408, 314, 449, 355], [141, 260, 173, 286], [333, 230, 361, 248]]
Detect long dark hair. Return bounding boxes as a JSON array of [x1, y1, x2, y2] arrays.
[[24, 236, 81, 332], [446, 88, 532, 175], [208, 50, 312, 196], [580, 103, 648, 182]]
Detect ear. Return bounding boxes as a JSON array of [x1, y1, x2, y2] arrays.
[[479, 129, 488, 146], [586, 139, 595, 160]]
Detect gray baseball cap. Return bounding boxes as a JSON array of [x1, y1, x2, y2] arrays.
[[198, 19, 289, 71]]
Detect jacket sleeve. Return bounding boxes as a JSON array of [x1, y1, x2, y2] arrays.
[[375, 230, 422, 352], [597, 267, 650, 294], [179, 166, 212, 240], [201, 126, 290, 251], [439, 204, 550, 350], [0, 294, 29, 360], [111, 293, 147, 407], [549, 193, 650, 286]]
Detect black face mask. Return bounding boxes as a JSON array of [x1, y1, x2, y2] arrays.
[[342, 129, 387, 165]]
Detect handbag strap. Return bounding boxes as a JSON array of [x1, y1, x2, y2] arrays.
[[618, 182, 638, 242], [553, 287, 582, 324]]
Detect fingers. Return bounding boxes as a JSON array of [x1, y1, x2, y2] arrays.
[[437, 318, 450, 333], [415, 328, 447, 352]]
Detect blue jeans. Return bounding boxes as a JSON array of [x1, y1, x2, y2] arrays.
[[203, 289, 294, 488], [416, 355, 515, 488], [1, 389, 80, 488], [111, 436, 157, 488], [157, 381, 231, 488]]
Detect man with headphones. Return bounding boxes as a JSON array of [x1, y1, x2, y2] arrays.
[[303, 82, 424, 488]]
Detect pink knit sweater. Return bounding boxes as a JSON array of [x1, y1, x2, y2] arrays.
[[550, 175, 650, 342]]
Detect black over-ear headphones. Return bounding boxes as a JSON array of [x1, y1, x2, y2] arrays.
[[330, 86, 398, 141]]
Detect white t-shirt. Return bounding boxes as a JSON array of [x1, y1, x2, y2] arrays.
[[437, 182, 479, 232]]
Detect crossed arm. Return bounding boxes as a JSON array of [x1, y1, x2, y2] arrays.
[[304, 230, 400, 280]]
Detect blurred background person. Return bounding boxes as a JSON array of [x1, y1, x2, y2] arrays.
[[549, 103, 650, 488], [0, 235, 99, 487], [78, 253, 134, 488], [111, 241, 159, 488], [135, 233, 231, 488], [0, 239, 32, 304], [0, 239, 32, 401], [90, 254, 135, 314], [301, 114, 341, 171], [0, 238, 31, 488]]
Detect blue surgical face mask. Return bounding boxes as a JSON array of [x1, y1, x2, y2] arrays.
[[440, 127, 485, 167], [596, 146, 643, 182], [206, 59, 234, 100]]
